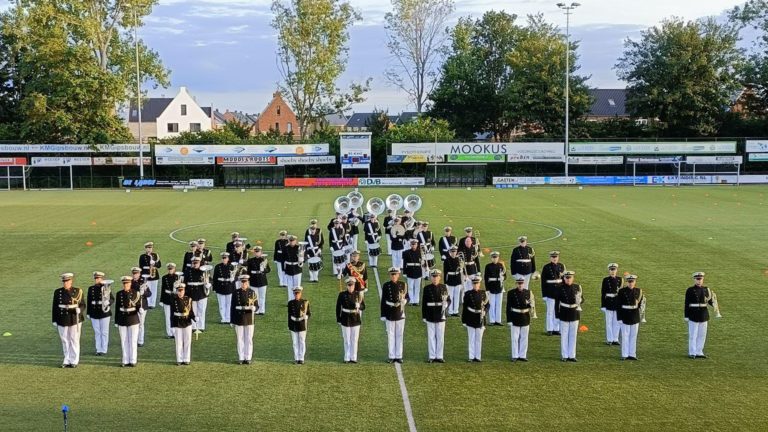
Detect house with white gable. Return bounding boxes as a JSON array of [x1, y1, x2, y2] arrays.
[[127, 86, 213, 142]]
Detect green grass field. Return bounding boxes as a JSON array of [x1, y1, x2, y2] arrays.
[[1, 186, 767, 431]]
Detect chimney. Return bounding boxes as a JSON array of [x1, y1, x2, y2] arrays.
[[180, 86, 188, 93]]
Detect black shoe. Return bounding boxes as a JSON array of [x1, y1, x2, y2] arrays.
[[546, 331, 553, 336], [166, 336, 174, 339], [177, 362, 183, 366], [344, 360, 351, 364], [628, 356, 638, 361], [350, 360, 358, 364], [510, 358, 518, 362], [436, 359, 445, 363], [472, 358, 481, 363], [621, 357, 627, 361], [553, 331, 561, 336], [257, 313, 264, 316], [129, 363, 136, 367], [61, 364, 69, 368], [137, 343, 144, 347], [395, 359, 403, 364], [568, 358, 577, 362], [695, 355, 707, 359], [427, 359, 434, 363], [121, 364, 128, 368], [606, 342, 613, 346], [183, 362, 190, 365], [387, 359, 394, 364], [518, 358, 528, 362], [148, 306, 155, 310], [612, 341, 621, 346], [298, 360, 304, 365], [562, 358, 568, 362], [689, 355, 696, 359], [244, 360, 251, 365]]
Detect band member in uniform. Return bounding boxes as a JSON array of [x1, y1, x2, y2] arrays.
[[340, 214, 353, 263], [422, 269, 450, 363], [305, 219, 324, 282], [329, 219, 347, 276], [417, 221, 436, 277], [540, 251, 565, 335], [170, 283, 195, 366], [246, 246, 271, 315], [364, 213, 382, 268], [226, 232, 240, 256], [230, 239, 247, 270], [347, 207, 361, 250], [484, 251, 507, 326], [213, 252, 235, 324], [52, 272, 85, 368], [182, 240, 198, 274], [555, 271, 584, 362], [160, 263, 180, 338], [617, 274, 643, 360], [115, 276, 140, 367], [458, 227, 481, 271], [462, 276, 489, 362], [601, 263, 621, 346], [510, 236, 536, 290], [383, 210, 396, 255], [274, 230, 289, 287], [438, 226, 456, 262], [336, 278, 364, 363], [400, 209, 413, 231], [288, 286, 311, 364], [197, 238, 213, 264], [402, 239, 424, 305], [506, 276, 533, 362], [685, 272, 716, 359], [282, 235, 303, 298], [231, 274, 258, 365], [86, 271, 112, 356], [381, 267, 408, 363], [341, 250, 368, 296], [404, 220, 420, 244], [129, 267, 151, 347], [139, 241, 161, 309], [185, 257, 210, 332], [443, 246, 463, 317], [389, 216, 406, 269]]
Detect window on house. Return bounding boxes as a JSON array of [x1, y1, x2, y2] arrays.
[[275, 122, 280, 132], [131, 109, 138, 118], [287, 122, 293, 133], [167, 123, 179, 133], [181, 104, 187, 115], [190, 123, 201, 132], [277, 105, 281, 115], [608, 99, 616, 107]]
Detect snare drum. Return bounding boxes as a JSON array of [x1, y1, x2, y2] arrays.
[[332, 249, 346, 264], [307, 256, 323, 271], [367, 243, 381, 257]]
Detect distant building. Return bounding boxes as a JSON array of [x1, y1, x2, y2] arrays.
[[216, 110, 259, 135], [586, 89, 629, 121], [321, 113, 349, 132], [128, 86, 212, 142], [343, 111, 420, 131], [253, 91, 297, 135]]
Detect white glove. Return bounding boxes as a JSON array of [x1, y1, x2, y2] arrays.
[[204, 283, 212, 289], [230, 324, 234, 328], [150, 260, 156, 266], [52, 322, 57, 327], [422, 319, 427, 323], [355, 302, 360, 309], [380, 317, 386, 322], [684, 318, 689, 322], [239, 259, 244, 265], [462, 324, 467, 328], [600, 307, 606, 312]]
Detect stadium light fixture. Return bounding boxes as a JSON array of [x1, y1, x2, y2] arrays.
[[557, 2, 579, 179]]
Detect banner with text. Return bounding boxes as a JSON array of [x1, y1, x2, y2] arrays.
[[357, 177, 425, 187], [392, 142, 561, 157], [216, 156, 277, 166], [570, 142, 736, 155], [746, 140, 768, 153], [0, 144, 150, 153], [447, 154, 505, 163], [277, 155, 336, 166], [507, 142, 565, 162], [627, 156, 683, 164], [686, 156, 743, 164], [284, 178, 359, 188], [155, 156, 215, 165], [92, 157, 151, 166], [340, 133, 372, 169], [748, 153, 768, 162], [31, 157, 91, 166], [155, 144, 329, 157], [122, 178, 214, 188], [0, 157, 27, 166], [387, 154, 443, 164], [567, 156, 624, 165]]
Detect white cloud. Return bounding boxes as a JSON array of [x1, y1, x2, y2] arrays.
[[226, 24, 250, 33], [192, 40, 239, 47]]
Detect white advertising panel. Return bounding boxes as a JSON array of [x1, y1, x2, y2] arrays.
[[277, 155, 336, 166], [0, 144, 150, 153], [340, 133, 372, 169], [155, 156, 215, 165], [31, 157, 91, 166], [569, 142, 736, 154], [357, 178, 425, 187], [155, 144, 329, 157], [746, 140, 768, 153], [507, 142, 565, 162], [686, 156, 743, 164], [92, 157, 151, 166], [567, 156, 624, 165]]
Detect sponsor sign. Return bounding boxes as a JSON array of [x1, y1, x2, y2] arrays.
[[357, 178, 425, 187], [567, 156, 623, 165], [31, 157, 91, 166], [507, 142, 565, 162], [155, 144, 329, 157], [393, 142, 563, 157], [340, 133, 372, 169], [189, 179, 214, 188], [569, 142, 736, 154], [387, 154, 442, 164], [748, 153, 768, 162], [447, 154, 504, 163], [686, 156, 743, 164], [155, 156, 215, 165], [626, 156, 682, 164], [746, 140, 768, 153], [122, 178, 214, 188], [0, 144, 150, 153], [284, 178, 359, 188], [277, 155, 336, 166], [92, 157, 151, 166], [216, 156, 277, 166], [0, 157, 27, 166]]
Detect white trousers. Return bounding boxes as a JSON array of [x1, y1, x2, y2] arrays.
[[603, 309, 620, 343], [235, 324, 254, 361], [368, 255, 378, 267], [292, 331, 307, 361], [386, 319, 405, 359], [488, 292, 503, 324], [57, 324, 81, 366], [688, 321, 708, 356], [192, 298, 208, 331], [276, 262, 285, 286], [448, 285, 462, 315], [173, 326, 192, 363], [545, 298, 560, 332], [147, 280, 159, 308], [255, 286, 266, 314], [466, 326, 485, 360], [138, 308, 147, 345], [391, 250, 403, 269], [620, 323, 639, 358], [386, 236, 392, 255], [513, 273, 532, 290], [309, 270, 320, 282], [407, 278, 421, 304], [510, 325, 530, 359], [91, 317, 110, 354], [426, 321, 446, 360], [286, 274, 301, 291], [118, 324, 139, 365], [341, 325, 360, 362], [217, 294, 232, 323], [560, 320, 578, 359], [162, 304, 173, 337]]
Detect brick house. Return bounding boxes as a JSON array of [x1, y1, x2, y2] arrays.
[[254, 91, 297, 135]]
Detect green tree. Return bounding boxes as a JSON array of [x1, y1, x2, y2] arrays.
[[615, 18, 743, 136], [365, 109, 392, 139], [384, 0, 454, 113], [223, 120, 253, 140], [271, 0, 371, 140], [730, 0, 768, 115]]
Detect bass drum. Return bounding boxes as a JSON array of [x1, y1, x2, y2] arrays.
[[332, 249, 347, 264], [367, 243, 381, 257], [307, 256, 323, 271]]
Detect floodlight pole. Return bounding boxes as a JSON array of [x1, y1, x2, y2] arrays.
[[557, 2, 579, 180], [133, 4, 144, 179]]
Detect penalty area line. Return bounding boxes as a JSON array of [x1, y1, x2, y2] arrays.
[[395, 362, 417, 432]]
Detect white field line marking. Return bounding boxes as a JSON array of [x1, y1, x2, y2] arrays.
[[395, 362, 417, 432], [373, 267, 382, 299]]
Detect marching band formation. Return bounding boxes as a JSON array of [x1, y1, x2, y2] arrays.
[[51, 192, 723, 368]]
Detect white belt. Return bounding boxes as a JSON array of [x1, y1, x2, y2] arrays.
[[560, 303, 578, 309], [187, 282, 203, 286], [285, 261, 300, 265], [488, 278, 499, 282], [516, 259, 531, 263], [250, 271, 263, 274], [511, 308, 530, 313], [90, 301, 104, 305], [467, 307, 481, 314], [689, 303, 708, 308], [119, 307, 136, 312], [426, 302, 442, 307], [142, 266, 150, 269], [235, 306, 255, 311], [163, 290, 173, 294], [605, 293, 617, 298], [217, 278, 230, 281], [622, 305, 638, 309], [341, 308, 359, 314], [447, 272, 459, 275], [546, 279, 562, 284], [290, 316, 307, 322], [59, 304, 78, 309], [173, 312, 189, 317], [385, 301, 401, 307], [406, 263, 420, 267]]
